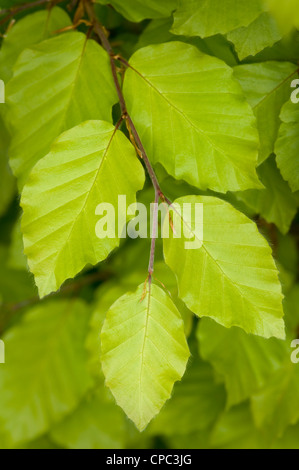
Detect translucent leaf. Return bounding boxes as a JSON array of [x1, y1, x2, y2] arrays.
[[21, 120, 145, 298], [197, 318, 286, 407], [95, 0, 178, 22], [163, 195, 285, 338], [124, 42, 261, 193], [234, 61, 298, 164], [5, 32, 117, 187], [101, 283, 190, 431], [0, 299, 93, 447], [171, 0, 264, 38], [0, 7, 71, 83], [275, 99, 299, 193]]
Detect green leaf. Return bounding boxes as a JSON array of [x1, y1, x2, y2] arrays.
[[227, 12, 281, 60], [266, 0, 299, 33], [148, 351, 226, 436], [0, 299, 93, 447], [5, 32, 117, 187], [163, 195, 285, 338], [0, 117, 15, 218], [124, 42, 261, 193], [210, 402, 268, 449], [101, 283, 190, 431], [234, 62, 298, 164], [0, 7, 71, 83], [171, 0, 264, 38], [251, 359, 299, 439], [135, 18, 238, 67], [233, 155, 298, 234], [95, 0, 178, 22], [275, 99, 299, 192], [197, 318, 286, 407], [50, 390, 125, 449], [21, 120, 145, 298]]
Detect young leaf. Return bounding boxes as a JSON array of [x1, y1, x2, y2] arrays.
[[234, 62, 298, 164], [197, 318, 286, 407], [95, 0, 178, 22], [227, 12, 281, 60], [171, 0, 264, 38], [275, 99, 299, 193], [0, 7, 71, 83], [21, 120, 145, 298], [124, 42, 261, 193], [0, 299, 93, 447], [163, 195, 285, 338], [101, 283, 190, 431], [5, 32, 117, 187]]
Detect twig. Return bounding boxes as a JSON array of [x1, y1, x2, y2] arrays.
[[84, 0, 173, 283]]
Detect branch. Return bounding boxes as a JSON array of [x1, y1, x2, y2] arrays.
[[84, 0, 174, 282]]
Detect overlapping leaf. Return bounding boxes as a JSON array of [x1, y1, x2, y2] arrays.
[[21, 120, 145, 298], [0, 7, 71, 83], [95, 0, 178, 22], [0, 299, 93, 448], [234, 62, 298, 164], [227, 12, 281, 60], [124, 42, 260, 193], [5, 32, 117, 187], [163, 195, 285, 338], [101, 283, 190, 431], [171, 0, 264, 38], [275, 99, 299, 192], [197, 318, 286, 407]]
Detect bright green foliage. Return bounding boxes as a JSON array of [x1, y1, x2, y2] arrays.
[[234, 61, 298, 163], [0, 0, 299, 450], [163, 196, 284, 338], [0, 299, 93, 447], [21, 120, 145, 298], [5, 32, 117, 187], [0, 8, 71, 83], [101, 284, 190, 430], [233, 156, 298, 234], [275, 99, 299, 192], [227, 13, 282, 60], [124, 42, 260, 193], [197, 318, 286, 406], [171, 0, 265, 38], [95, 0, 178, 22]]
